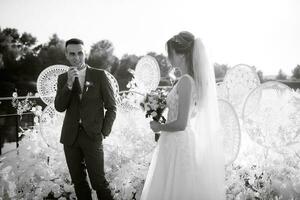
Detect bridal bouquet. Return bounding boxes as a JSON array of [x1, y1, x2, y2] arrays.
[[140, 89, 168, 124]]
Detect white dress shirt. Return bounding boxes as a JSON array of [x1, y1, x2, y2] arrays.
[[73, 66, 86, 124], [78, 67, 86, 99]]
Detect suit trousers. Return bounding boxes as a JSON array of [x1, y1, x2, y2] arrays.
[[64, 124, 113, 200]]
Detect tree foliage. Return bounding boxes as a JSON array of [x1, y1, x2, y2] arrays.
[[37, 34, 67, 68], [146, 52, 172, 86], [291, 65, 300, 79], [214, 63, 228, 80], [0, 28, 40, 96], [0, 28, 37, 61], [114, 54, 139, 91], [257, 70, 264, 83], [146, 52, 171, 78], [276, 69, 287, 80], [0, 31, 68, 96], [87, 40, 118, 72]]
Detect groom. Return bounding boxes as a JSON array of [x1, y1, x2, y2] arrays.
[[54, 38, 116, 200]]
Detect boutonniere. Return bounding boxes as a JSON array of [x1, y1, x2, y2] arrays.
[[85, 81, 94, 92]]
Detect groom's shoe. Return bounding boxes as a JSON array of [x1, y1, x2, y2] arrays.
[[74, 181, 92, 200], [96, 187, 114, 200]]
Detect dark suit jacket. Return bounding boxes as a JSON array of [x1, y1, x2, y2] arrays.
[[54, 66, 117, 145]]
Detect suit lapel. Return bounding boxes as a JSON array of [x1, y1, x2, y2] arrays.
[[81, 66, 92, 102]]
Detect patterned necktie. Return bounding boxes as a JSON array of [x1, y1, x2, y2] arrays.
[[72, 77, 82, 94]]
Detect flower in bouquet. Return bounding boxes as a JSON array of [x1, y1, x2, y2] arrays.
[[140, 89, 168, 124]]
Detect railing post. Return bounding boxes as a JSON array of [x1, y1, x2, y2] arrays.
[[15, 114, 19, 148]]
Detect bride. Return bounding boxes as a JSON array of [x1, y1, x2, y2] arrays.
[[140, 31, 225, 200]]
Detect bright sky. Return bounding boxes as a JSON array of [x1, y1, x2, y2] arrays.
[[0, 0, 299, 75]]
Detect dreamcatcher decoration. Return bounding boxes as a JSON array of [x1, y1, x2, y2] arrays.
[[216, 82, 229, 100], [242, 81, 300, 151], [218, 99, 241, 166], [39, 104, 64, 151], [36, 65, 69, 150], [223, 64, 260, 116], [116, 55, 161, 114], [133, 55, 161, 94], [37, 65, 69, 105]]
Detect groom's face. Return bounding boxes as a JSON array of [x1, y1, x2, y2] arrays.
[[65, 44, 86, 68]]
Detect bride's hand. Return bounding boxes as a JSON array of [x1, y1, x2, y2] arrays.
[[150, 121, 161, 132]]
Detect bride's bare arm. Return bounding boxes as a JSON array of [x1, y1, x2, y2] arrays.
[[157, 75, 193, 132]]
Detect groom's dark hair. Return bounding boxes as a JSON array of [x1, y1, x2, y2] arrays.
[[65, 38, 84, 48]]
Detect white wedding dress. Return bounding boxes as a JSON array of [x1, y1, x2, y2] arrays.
[[141, 78, 224, 200]]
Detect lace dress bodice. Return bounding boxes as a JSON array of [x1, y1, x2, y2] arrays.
[[166, 78, 197, 124], [166, 84, 179, 123]]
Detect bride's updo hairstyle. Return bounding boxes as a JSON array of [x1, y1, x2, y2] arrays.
[[166, 31, 195, 77]]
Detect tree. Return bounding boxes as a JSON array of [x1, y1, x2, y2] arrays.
[[214, 63, 228, 80], [0, 30, 70, 96], [291, 65, 300, 79], [0, 53, 4, 69], [0, 28, 23, 72], [37, 34, 68, 68], [20, 32, 37, 47], [0, 27, 39, 87], [257, 70, 264, 83], [146, 52, 171, 78], [87, 39, 118, 71], [18, 52, 42, 82], [0, 28, 37, 62], [115, 54, 139, 90], [276, 69, 287, 80]]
